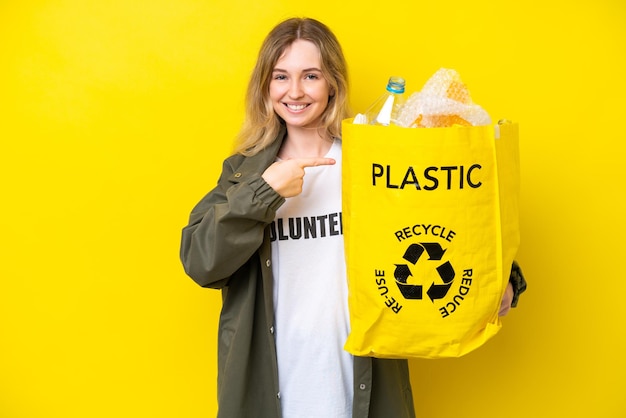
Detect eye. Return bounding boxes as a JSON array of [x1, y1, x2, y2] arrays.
[[305, 73, 320, 80], [273, 73, 287, 81]]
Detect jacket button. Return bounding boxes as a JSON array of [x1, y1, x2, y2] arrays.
[[234, 172, 242, 178], [359, 383, 366, 390], [270, 326, 274, 334], [266, 259, 271, 267], [277, 392, 281, 399]]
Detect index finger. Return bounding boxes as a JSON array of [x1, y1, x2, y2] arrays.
[[295, 157, 336, 168]]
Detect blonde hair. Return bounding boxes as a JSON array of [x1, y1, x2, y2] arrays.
[[234, 17, 350, 156]]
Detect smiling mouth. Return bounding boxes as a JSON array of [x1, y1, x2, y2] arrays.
[[285, 103, 309, 111]]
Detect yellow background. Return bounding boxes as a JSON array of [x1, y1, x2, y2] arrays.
[[1, 0, 624, 417]]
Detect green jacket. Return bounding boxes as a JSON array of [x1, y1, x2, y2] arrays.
[[180, 128, 416, 418]]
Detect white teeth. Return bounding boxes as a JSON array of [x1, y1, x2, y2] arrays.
[[287, 104, 307, 110]]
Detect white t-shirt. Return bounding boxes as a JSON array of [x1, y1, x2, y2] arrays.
[[270, 139, 353, 418]]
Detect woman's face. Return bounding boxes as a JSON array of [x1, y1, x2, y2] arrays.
[[269, 39, 331, 132]]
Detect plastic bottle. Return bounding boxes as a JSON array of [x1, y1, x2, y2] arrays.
[[363, 76, 406, 126]]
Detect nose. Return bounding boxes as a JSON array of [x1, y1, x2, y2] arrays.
[[288, 79, 304, 99]]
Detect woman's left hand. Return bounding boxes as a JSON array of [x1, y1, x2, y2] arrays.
[[499, 282, 514, 316]]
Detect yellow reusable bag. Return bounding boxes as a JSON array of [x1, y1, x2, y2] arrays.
[[342, 120, 520, 359]]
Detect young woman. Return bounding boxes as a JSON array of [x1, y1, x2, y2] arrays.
[[180, 17, 524, 418]]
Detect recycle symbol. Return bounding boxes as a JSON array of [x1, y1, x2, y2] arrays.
[[394, 243, 456, 301]]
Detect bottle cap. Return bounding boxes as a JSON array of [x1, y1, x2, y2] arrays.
[[386, 76, 406, 94]]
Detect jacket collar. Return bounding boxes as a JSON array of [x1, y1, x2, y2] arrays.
[[228, 125, 287, 181]]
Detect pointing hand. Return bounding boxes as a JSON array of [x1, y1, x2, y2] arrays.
[[262, 157, 336, 198]]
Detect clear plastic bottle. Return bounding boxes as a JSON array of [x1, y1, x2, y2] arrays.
[[363, 76, 406, 126]]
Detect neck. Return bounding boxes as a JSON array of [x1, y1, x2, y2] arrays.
[[278, 127, 333, 159]]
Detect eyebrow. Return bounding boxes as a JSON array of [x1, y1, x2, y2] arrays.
[[272, 67, 323, 73]]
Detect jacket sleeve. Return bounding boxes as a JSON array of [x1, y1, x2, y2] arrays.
[[180, 156, 285, 288], [509, 260, 527, 307]]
